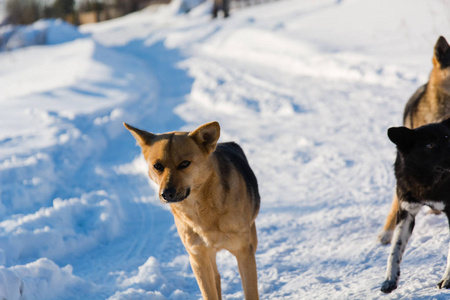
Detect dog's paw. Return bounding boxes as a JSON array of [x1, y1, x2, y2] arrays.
[[437, 278, 450, 289], [381, 280, 397, 294], [378, 230, 393, 245]]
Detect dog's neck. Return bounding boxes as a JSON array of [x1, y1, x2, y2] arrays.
[[427, 75, 450, 114], [396, 162, 450, 201]]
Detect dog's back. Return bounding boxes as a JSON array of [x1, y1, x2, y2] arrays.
[[214, 142, 260, 217]]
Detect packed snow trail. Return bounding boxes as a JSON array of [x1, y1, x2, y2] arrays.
[[1, 0, 450, 299]]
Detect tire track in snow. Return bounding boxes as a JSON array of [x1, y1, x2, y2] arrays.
[[62, 36, 201, 298]]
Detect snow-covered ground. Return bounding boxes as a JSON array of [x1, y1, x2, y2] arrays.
[[1, 0, 450, 299]]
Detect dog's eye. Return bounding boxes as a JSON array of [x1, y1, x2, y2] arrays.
[[178, 160, 191, 169], [426, 143, 435, 149], [153, 163, 164, 172]]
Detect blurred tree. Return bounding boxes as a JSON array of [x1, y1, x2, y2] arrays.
[[53, 0, 75, 16], [5, 0, 41, 24], [42, 0, 75, 20]]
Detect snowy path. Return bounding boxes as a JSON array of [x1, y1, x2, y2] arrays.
[[1, 0, 450, 299]]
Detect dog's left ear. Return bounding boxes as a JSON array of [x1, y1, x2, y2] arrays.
[[189, 121, 220, 155], [124, 123, 155, 147], [433, 36, 450, 67], [388, 126, 415, 152]]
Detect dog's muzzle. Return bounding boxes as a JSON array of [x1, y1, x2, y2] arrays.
[[161, 187, 190, 203]]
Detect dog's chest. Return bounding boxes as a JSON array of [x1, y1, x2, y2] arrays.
[[423, 201, 446, 211], [176, 206, 245, 251], [401, 200, 447, 212]]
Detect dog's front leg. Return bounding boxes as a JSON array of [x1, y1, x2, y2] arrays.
[[188, 246, 220, 300], [208, 249, 222, 299], [437, 211, 450, 289], [381, 205, 420, 293], [174, 219, 220, 300]]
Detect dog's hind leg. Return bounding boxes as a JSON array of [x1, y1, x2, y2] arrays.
[[379, 193, 399, 244], [381, 204, 420, 293], [437, 211, 450, 289], [234, 223, 259, 300]]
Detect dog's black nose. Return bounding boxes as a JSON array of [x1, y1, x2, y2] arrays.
[[162, 188, 176, 201]]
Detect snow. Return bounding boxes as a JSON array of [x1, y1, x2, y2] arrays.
[[1, 0, 450, 298], [1, 19, 84, 51]]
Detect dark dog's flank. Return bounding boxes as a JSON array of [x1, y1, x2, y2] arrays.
[[381, 119, 450, 293]]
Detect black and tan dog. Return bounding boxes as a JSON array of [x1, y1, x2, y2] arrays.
[[124, 121, 260, 300], [379, 36, 450, 244], [381, 118, 450, 293]]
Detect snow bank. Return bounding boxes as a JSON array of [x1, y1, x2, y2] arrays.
[[0, 19, 84, 51], [111, 257, 189, 299], [108, 288, 166, 300], [0, 258, 87, 300], [0, 191, 123, 265]]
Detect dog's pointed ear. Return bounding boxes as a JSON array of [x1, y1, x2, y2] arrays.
[[124, 123, 155, 147], [433, 36, 450, 67], [189, 121, 220, 154], [388, 126, 415, 152]]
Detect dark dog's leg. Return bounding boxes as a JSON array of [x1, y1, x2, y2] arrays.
[[223, 0, 230, 18], [438, 211, 450, 289], [381, 204, 420, 293], [212, 0, 219, 18]]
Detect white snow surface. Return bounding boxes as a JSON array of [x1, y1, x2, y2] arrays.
[[1, 0, 450, 299]]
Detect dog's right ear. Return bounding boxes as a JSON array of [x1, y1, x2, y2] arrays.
[[124, 123, 155, 147], [388, 126, 414, 152], [433, 36, 450, 67]]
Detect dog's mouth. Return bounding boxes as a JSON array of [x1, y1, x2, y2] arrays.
[[161, 188, 191, 203]]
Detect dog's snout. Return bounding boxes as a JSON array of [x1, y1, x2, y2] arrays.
[[162, 187, 176, 201]]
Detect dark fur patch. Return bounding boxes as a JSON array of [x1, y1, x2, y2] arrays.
[[391, 120, 450, 206], [214, 142, 260, 216], [435, 36, 450, 68], [398, 210, 409, 221]]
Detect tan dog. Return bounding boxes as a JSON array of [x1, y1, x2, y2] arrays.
[[124, 121, 260, 300], [379, 36, 450, 244]]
